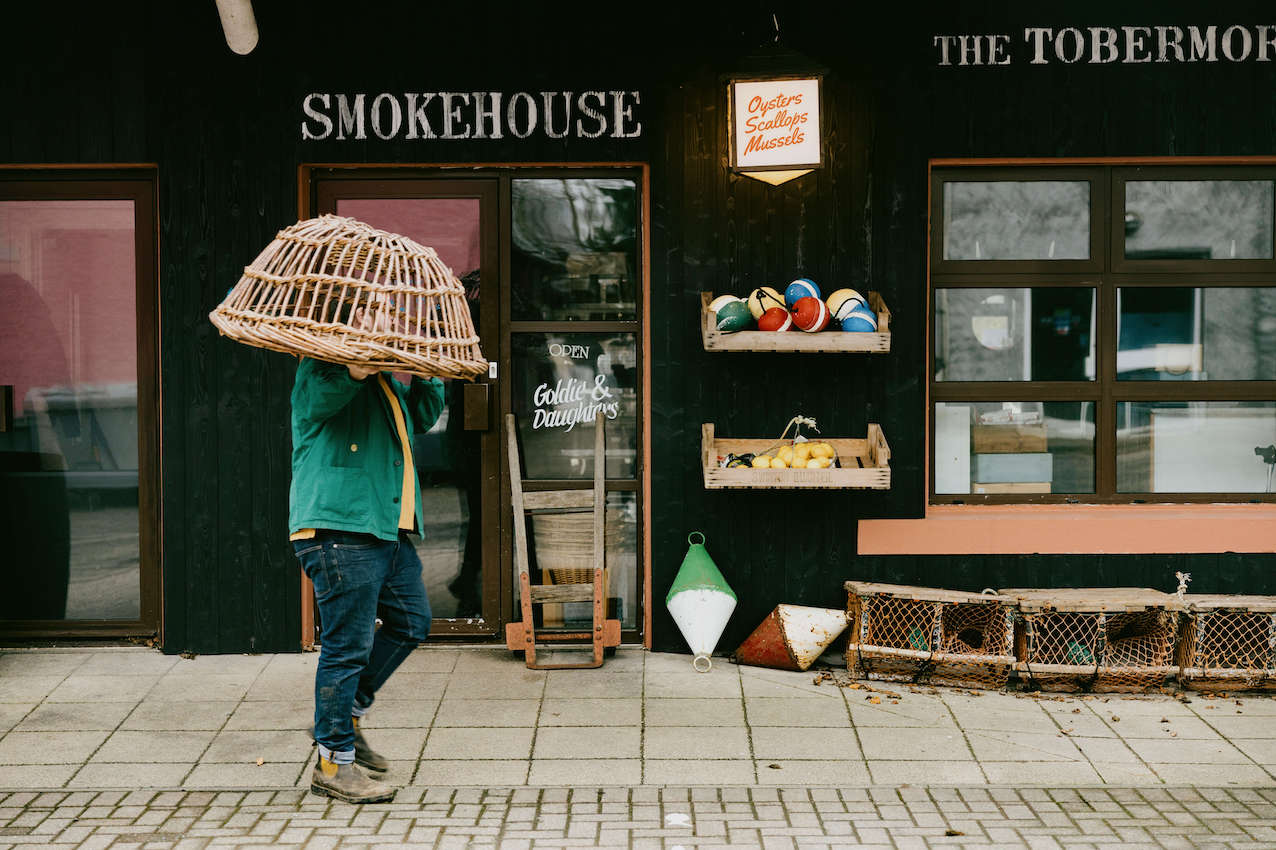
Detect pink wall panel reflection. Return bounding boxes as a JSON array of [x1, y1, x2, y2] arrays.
[[336, 198, 480, 277], [0, 201, 136, 415]]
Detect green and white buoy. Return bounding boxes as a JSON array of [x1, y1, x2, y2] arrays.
[[666, 532, 737, 672]]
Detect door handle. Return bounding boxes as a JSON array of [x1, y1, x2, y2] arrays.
[[0, 385, 12, 433], [463, 382, 490, 431]]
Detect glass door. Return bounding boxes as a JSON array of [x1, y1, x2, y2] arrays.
[[316, 178, 501, 636], [0, 176, 160, 636]]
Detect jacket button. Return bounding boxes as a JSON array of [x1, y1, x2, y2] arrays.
[[394, 460, 402, 467], [350, 443, 359, 452], [393, 497, 400, 503]]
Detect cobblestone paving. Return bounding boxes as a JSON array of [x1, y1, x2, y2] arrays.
[[0, 785, 1272, 849]]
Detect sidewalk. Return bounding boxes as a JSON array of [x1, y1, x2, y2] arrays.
[[0, 645, 1271, 847]]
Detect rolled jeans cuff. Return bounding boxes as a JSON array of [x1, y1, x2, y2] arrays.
[[318, 745, 355, 765]]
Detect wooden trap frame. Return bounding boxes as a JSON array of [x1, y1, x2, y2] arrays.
[[209, 215, 486, 379], [844, 582, 1016, 690], [1178, 594, 1276, 693], [1003, 588, 1184, 693]]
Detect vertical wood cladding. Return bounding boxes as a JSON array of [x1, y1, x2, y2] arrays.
[[4, 1, 1274, 653]]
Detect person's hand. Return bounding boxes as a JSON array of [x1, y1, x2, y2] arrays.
[[347, 363, 378, 381]]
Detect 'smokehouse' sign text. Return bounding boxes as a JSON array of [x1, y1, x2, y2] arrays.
[[300, 91, 642, 141]]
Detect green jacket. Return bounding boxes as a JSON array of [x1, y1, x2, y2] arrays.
[[289, 358, 445, 542]]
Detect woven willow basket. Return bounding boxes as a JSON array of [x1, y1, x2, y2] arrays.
[[209, 215, 487, 380]]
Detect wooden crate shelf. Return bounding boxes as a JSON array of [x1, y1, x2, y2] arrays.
[[701, 423, 891, 490], [701, 291, 892, 353]]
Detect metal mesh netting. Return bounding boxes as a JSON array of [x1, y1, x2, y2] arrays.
[[1022, 612, 1101, 692], [849, 591, 1014, 689], [1181, 611, 1276, 692], [1095, 610, 1179, 692], [864, 597, 939, 652], [932, 603, 1014, 689]]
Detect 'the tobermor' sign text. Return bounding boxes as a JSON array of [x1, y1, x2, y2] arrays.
[[934, 24, 1276, 66]]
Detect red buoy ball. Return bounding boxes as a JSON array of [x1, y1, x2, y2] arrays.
[[757, 307, 793, 332], [791, 296, 830, 332]]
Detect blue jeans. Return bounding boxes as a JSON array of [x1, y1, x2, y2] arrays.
[[293, 530, 431, 760]]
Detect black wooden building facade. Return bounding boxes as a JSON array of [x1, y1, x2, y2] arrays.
[[3, 1, 1274, 654]]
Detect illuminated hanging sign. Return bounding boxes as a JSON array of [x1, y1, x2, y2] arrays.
[[728, 76, 821, 186]]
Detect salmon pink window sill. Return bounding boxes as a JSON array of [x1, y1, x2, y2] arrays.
[[857, 504, 1276, 555]]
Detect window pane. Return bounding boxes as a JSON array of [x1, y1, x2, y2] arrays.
[[510, 332, 637, 479], [1125, 180, 1274, 260], [1118, 287, 1276, 381], [935, 288, 1095, 381], [511, 178, 637, 320], [1118, 401, 1276, 492], [943, 181, 1090, 260], [935, 402, 1094, 495], [0, 200, 140, 620]]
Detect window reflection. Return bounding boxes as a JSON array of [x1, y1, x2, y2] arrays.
[[1125, 180, 1274, 260], [1118, 287, 1276, 381], [943, 181, 1090, 260], [935, 288, 1096, 381], [0, 200, 140, 621], [511, 179, 637, 320], [935, 401, 1095, 495], [1118, 402, 1276, 493]]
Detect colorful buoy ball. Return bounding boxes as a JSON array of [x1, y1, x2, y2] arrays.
[[758, 307, 793, 332], [840, 307, 878, 332], [746, 286, 786, 319], [784, 278, 821, 309], [826, 288, 868, 322], [708, 294, 744, 314], [791, 296, 830, 332], [715, 299, 753, 332]]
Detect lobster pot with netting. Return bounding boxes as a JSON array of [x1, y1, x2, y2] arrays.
[[1002, 588, 1184, 693], [209, 215, 487, 380], [1178, 595, 1276, 693], [844, 582, 1016, 689]]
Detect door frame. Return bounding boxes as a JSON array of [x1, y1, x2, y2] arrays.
[[0, 165, 162, 639], [313, 175, 502, 637], [298, 163, 652, 648]]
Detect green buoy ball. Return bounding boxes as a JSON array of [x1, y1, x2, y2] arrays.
[[715, 300, 753, 332]]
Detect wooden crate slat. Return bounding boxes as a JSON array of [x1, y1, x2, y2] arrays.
[[1000, 587, 1184, 612], [844, 581, 1014, 605], [701, 291, 892, 353]]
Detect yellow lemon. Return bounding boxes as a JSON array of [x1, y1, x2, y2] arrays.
[[794, 443, 811, 461], [771, 456, 789, 469], [791, 457, 808, 469], [751, 455, 771, 469], [778, 445, 794, 463]]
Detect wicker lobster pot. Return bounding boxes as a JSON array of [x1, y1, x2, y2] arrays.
[[209, 215, 486, 380], [1178, 595, 1276, 693], [1002, 588, 1184, 693], [844, 582, 1016, 690]]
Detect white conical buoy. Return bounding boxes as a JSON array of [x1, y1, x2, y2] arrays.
[[665, 532, 737, 672]]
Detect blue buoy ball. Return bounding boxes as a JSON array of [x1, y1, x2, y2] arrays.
[[840, 307, 878, 332], [784, 278, 821, 309]]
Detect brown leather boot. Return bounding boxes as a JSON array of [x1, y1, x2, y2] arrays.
[[352, 717, 389, 774], [309, 755, 396, 804]]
